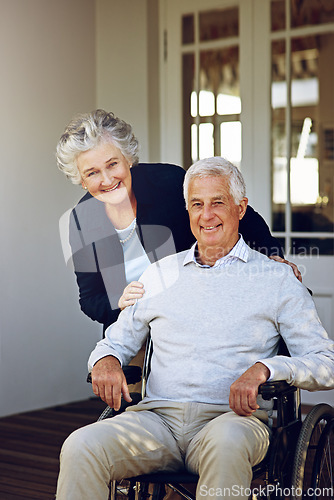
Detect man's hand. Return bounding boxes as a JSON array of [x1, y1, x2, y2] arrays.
[[118, 281, 145, 310], [91, 356, 132, 410], [229, 363, 270, 416], [269, 255, 302, 283]]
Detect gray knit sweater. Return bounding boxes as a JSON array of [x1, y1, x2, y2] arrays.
[[88, 246, 334, 407]]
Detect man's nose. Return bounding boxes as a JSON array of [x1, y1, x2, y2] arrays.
[[201, 205, 214, 220]]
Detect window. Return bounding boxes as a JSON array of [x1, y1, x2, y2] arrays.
[[271, 0, 334, 255], [182, 8, 242, 169]]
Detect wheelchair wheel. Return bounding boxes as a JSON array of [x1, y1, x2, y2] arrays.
[[110, 479, 136, 500], [98, 405, 115, 420], [291, 403, 334, 500], [311, 417, 334, 499], [134, 482, 165, 500]]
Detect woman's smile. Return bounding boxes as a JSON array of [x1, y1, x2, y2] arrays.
[[101, 181, 121, 193], [77, 142, 133, 205]]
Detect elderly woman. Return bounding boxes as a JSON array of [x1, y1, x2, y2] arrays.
[[57, 109, 290, 333]]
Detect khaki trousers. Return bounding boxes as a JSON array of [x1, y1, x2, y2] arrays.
[[56, 400, 270, 500]]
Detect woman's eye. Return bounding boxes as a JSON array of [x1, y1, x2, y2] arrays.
[[87, 171, 97, 177]]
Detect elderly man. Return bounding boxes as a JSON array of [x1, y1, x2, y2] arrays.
[[56, 157, 334, 500]]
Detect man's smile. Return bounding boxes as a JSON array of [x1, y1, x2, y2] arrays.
[[201, 223, 222, 231]]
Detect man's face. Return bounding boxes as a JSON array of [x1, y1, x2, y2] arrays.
[[187, 175, 248, 265]]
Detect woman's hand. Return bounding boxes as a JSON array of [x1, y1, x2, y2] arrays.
[[118, 281, 145, 310], [269, 255, 302, 283]]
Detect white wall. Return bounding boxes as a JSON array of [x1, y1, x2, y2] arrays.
[[96, 0, 149, 159], [0, 0, 100, 417], [0, 0, 157, 418], [96, 0, 161, 162]]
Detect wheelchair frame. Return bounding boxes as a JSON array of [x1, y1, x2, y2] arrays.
[[95, 339, 334, 500]]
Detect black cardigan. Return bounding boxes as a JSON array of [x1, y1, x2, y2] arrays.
[[69, 163, 283, 331]]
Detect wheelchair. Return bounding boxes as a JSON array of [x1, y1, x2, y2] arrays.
[[92, 339, 334, 500]]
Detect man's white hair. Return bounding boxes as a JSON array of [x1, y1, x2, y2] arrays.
[[183, 157, 246, 208]]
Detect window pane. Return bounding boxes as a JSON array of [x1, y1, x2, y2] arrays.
[[191, 124, 198, 164], [291, 0, 334, 28], [199, 8, 238, 42], [324, 128, 334, 160], [182, 14, 194, 45], [220, 122, 242, 167], [271, 40, 287, 231], [217, 94, 241, 115], [183, 53, 195, 168], [200, 47, 240, 111], [291, 34, 334, 233], [199, 123, 214, 159], [199, 90, 215, 117], [271, 0, 286, 31], [191, 91, 197, 118], [291, 238, 334, 256]]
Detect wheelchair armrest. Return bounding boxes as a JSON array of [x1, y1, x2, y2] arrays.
[[122, 365, 142, 384], [258, 380, 297, 400], [87, 364, 142, 385]]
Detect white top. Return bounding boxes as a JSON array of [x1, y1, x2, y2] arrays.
[[184, 235, 249, 269], [115, 219, 151, 284]]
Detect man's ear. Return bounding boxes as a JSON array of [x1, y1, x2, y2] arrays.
[[239, 197, 248, 220]]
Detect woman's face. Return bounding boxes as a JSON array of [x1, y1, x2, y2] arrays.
[[77, 142, 133, 205]]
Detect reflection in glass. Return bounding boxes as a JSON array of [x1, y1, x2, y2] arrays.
[[291, 238, 334, 256], [191, 124, 198, 163], [217, 94, 241, 115], [191, 92, 197, 118], [182, 14, 194, 45], [271, 0, 286, 31], [291, 35, 334, 233], [291, 0, 334, 28], [200, 48, 239, 93], [272, 29, 334, 247], [199, 123, 214, 159], [183, 53, 195, 168], [199, 8, 238, 41], [182, 8, 240, 168], [221, 122, 242, 167], [199, 91, 215, 117], [271, 40, 287, 231]]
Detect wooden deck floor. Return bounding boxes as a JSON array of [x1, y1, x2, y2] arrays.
[[0, 398, 106, 500], [0, 399, 314, 500]]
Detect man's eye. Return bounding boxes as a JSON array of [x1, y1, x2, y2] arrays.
[[87, 171, 97, 177]]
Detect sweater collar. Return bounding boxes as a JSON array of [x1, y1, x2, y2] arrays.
[[183, 235, 249, 268]]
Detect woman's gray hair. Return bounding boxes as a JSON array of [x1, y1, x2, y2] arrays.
[[183, 157, 246, 208], [56, 109, 139, 184]]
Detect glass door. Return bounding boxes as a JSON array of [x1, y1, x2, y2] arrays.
[[269, 1, 334, 402], [271, 0, 334, 258], [182, 7, 242, 169], [160, 0, 334, 405], [159, 0, 252, 171]]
